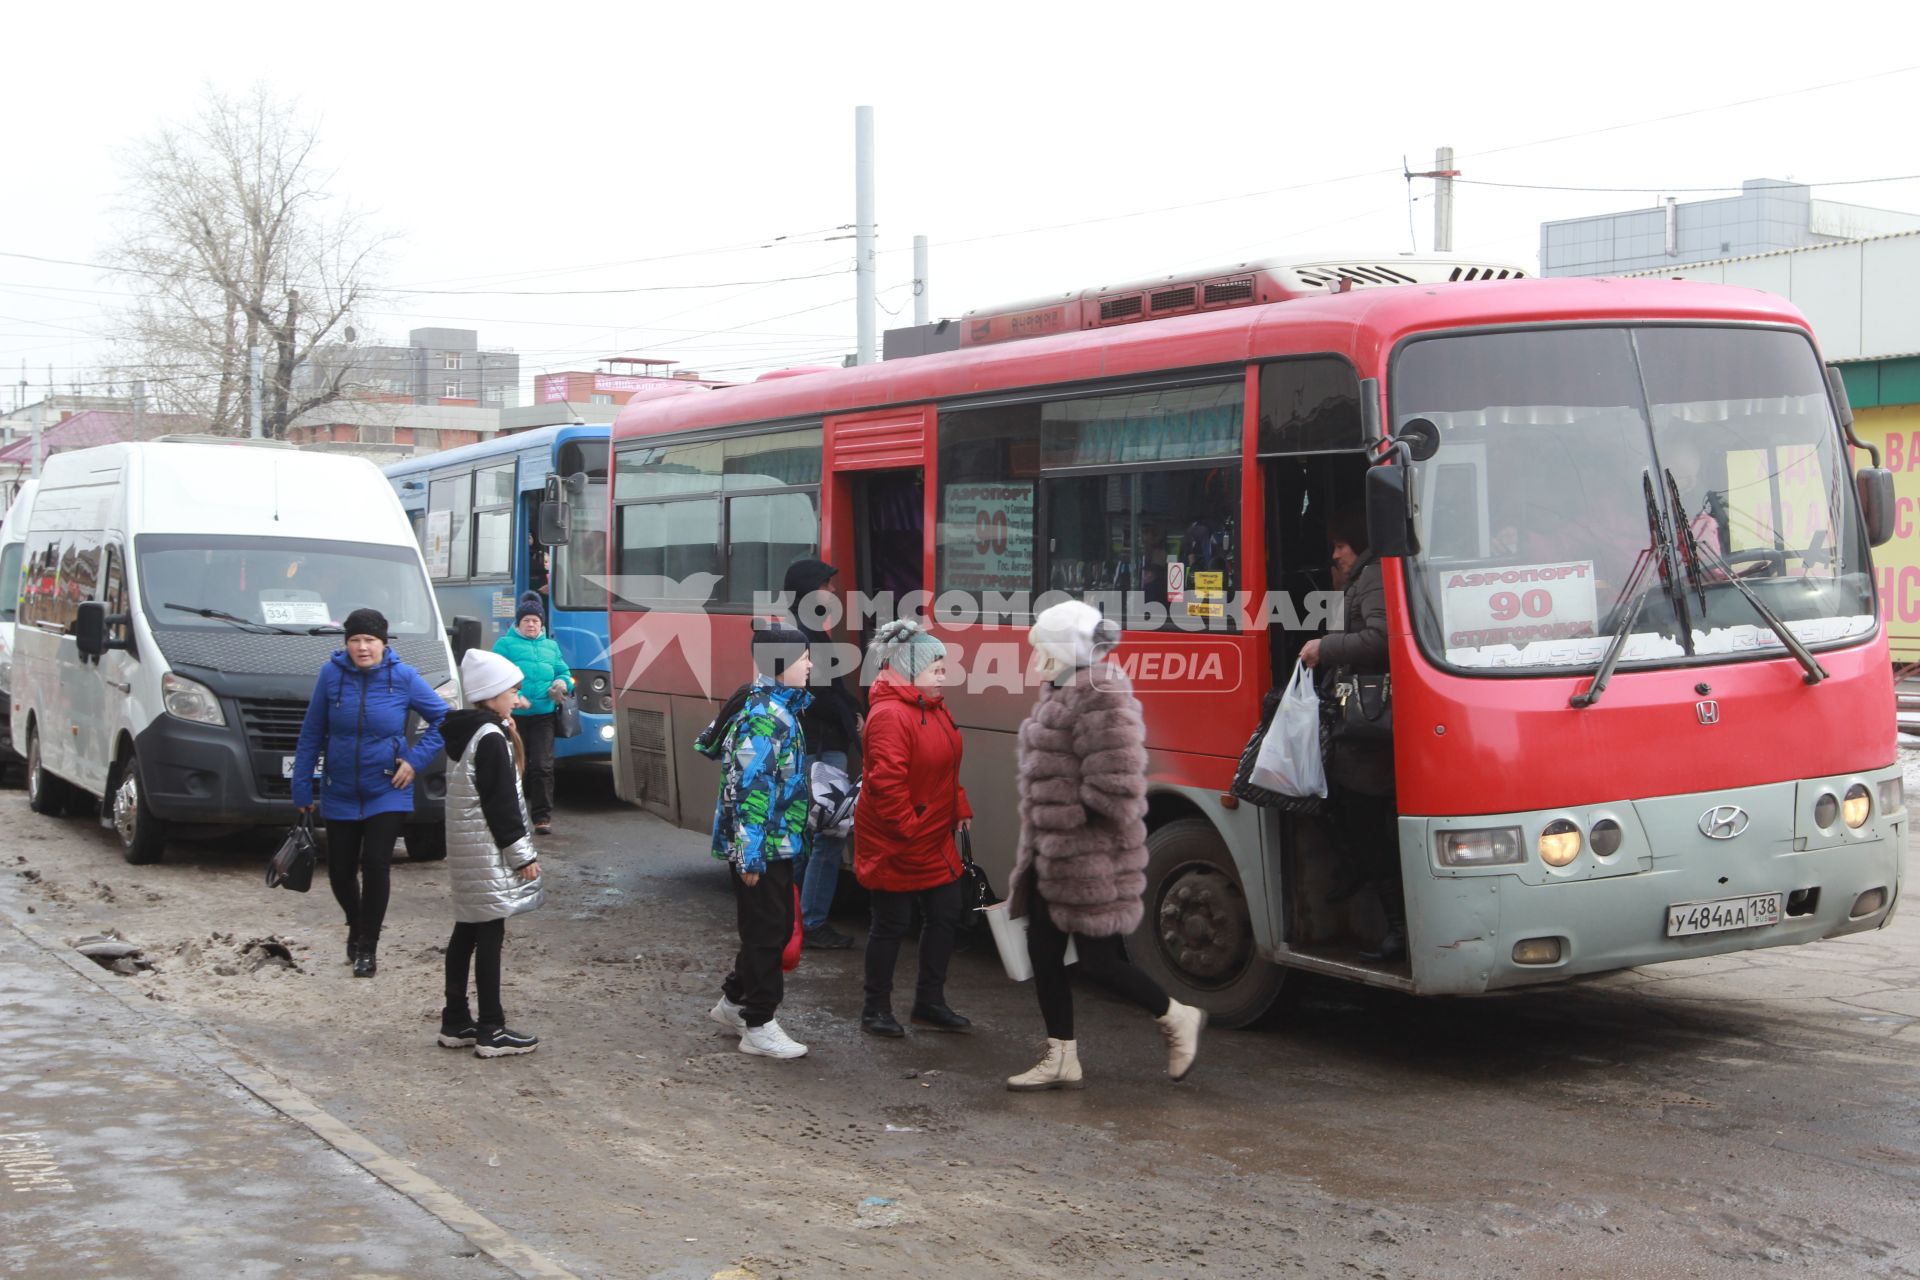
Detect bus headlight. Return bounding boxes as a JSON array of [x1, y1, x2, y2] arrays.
[[1589, 818, 1624, 858], [1877, 777, 1903, 817], [162, 673, 225, 726], [1436, 826, 1524, 867], [1813, 792, 1839, 829], [1538, 819, 1582, 867], [1842, 783, 1871, 829]]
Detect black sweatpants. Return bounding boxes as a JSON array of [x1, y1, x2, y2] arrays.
[[1333, 787, 1405, 933], [723, 861, 795, 1028], [517, 711, 557, 826], [324, 812, 405, 942], [1025, 871, 1170, 1041], [863, 878, 962, 1015], [445, 918, 507, 1027]]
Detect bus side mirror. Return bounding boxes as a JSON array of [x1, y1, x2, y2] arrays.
[[537, 499, 571, 546], [1857, 467, 1896, 547], [1366, 464, 1419, 558], [449, 615, 484, 662]]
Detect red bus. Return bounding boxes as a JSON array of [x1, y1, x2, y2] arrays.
[[605, 255, 1903, 1026]]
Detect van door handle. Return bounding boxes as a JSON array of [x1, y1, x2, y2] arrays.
[[105, 678, 130, 693]]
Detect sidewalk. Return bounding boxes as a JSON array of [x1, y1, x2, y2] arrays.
[[0, 909, 516, 1279]]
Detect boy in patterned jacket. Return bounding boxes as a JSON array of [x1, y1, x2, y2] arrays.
[[697, 620, 814, 1059]]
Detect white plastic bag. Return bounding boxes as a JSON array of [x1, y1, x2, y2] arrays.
[[979, 902, 1077, 983], [1249, 660, 1328, 799]]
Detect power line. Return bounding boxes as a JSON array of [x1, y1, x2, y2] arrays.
[[1458, 173, 1920, 195]]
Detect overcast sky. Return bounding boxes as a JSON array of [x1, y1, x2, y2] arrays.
[[6, 1, 1920, 406]]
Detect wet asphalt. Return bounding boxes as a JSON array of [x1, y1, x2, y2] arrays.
[[2, 765, 1916, 1279]]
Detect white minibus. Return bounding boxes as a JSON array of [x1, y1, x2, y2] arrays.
[[1, 479, 39, 772]]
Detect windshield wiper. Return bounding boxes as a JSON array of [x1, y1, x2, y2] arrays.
[[162, 602, 297, 636], [1664, 470, 1710, 620], [1662, 469, 1828, 687], [1574, 473, 1676, 709]]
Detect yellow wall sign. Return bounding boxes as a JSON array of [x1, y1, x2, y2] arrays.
[[1855, 405, 1920, 660]]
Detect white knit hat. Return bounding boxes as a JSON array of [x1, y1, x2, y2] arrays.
[[460, 648, 523, 704], [1029, 600, 1120, 681]]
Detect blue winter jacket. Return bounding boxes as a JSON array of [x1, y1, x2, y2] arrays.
[[290, 649, 449, 820]]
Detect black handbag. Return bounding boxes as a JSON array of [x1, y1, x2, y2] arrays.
[[554, 692, 582, 739], [1331, 672, 1392, 745], [265, 814, 317, 893], [955, 828, 1001, 936]]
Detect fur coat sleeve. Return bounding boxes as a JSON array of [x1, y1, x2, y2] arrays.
[[1008, 662, 1151, 938]]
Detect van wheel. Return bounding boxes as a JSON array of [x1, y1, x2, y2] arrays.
[[25, 727, 72, 817], [111, 751, 166, 865], [1129, 817, 1287, 1028], [405, 822, 447, 862]]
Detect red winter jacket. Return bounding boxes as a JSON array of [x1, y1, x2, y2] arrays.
[[853, 672, 973, 893]]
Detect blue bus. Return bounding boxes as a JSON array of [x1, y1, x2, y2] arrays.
[[385, 424, 613, 761]]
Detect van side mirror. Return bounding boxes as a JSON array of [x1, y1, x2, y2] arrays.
[[74, 601, 130, 660], [449, 615, 484, 663], [1857, 467, 1897, 547], [1366, 464, 1419, 558]]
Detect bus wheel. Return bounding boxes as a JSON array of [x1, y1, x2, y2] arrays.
[[405, 822, 447, 862], [111, 751, 166, 865], [1131, 817, 1286, 1029], [25, 727, 72, 818]]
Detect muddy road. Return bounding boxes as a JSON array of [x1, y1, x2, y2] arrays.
[[3, 766, 1916, 1280]]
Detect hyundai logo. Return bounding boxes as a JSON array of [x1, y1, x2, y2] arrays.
[[1698, 805, 1750, 840], [1696, 700, 1721, 725]]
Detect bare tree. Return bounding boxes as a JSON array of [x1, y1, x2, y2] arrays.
[[112, 86, 392, 437]]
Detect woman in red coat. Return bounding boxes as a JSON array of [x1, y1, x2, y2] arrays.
[[854, 620, 973, 1038]]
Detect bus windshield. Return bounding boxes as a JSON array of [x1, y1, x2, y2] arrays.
[[136, 535, 439, 638], [552, 476, 608, 610], [1392, 325, 1875, 674]]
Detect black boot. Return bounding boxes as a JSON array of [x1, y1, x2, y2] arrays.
[[353, 937, 378, 978], [910, 1002, 972, 1032], [346, 932, 358, 966], [861, 1008, 906, 1038]]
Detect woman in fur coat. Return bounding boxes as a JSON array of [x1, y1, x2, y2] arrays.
[[1004, 601, 1206, 1091]]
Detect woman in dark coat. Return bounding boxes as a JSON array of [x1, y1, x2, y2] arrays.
[[1005, 601, 1206, 1091], [291, 608, 448, 977], [1299, 508, 1402, 961]]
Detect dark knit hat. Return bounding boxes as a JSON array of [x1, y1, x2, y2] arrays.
[[342, 607, 389, 642], [751, 618, 811, 679], [515, 591, 544, 623]]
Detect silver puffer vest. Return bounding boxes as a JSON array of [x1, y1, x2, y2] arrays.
[[446, 721, 545, 923]]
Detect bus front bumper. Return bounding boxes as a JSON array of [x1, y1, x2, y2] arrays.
[[1406, 770, 1905, 995]]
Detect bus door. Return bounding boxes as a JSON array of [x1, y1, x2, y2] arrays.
[[824, 407, 933, 639]]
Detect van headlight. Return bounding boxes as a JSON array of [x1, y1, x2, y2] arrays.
[[434, 677, 462, 709], [1436, 826, 1524, 867], [162, 673, 225, 726]]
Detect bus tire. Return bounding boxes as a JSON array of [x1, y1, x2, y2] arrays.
[[110, 750, 166, 865], [1129, 816, 1286, 1029], [405, 821, 447, 862], [25, 725, 72, 818]]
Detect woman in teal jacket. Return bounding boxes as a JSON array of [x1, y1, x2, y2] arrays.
[[493, 593, 574, 834]]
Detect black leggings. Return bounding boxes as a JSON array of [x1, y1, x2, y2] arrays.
[[445, 919, 507, 1027], [863, 879, 962, 1013], [1026, 872, 1170, 1041], [324, 812, 404, 942]]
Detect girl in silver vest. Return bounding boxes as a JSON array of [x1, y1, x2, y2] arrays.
[[437, 649, 545, 1058]]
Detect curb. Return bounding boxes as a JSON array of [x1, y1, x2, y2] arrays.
[[0, 896, 579, 1280]]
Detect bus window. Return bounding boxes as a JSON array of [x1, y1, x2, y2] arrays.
[[427, 474, 471, 580], [471, 464, 514, 579], [613, 499, 722, 605], [724, 429, 821, 489], [937, 406, 1040, 619], [724, 490, 820, 604], [1258, 357, 1363, 454], [614, 441, 722, 499]]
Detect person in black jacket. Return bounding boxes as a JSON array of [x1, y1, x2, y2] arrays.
[[1299, 508, 1403, 962], [782, 557, 866, 949]]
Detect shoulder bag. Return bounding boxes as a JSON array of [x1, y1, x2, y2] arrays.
[[265, 813, 317, 893]]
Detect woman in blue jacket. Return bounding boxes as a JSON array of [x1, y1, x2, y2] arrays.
[[292, 608, 449, 978]]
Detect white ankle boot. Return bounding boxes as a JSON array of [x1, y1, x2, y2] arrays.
[[1007, 1038, 1083, 1091], [1156, 999, 1206, 1081]]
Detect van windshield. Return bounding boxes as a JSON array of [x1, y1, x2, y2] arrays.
[[135, 535, 437, 637]]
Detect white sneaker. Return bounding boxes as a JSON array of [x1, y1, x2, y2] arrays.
[[739, 1019, 808, 1059], [708, 996, 747, 1033]]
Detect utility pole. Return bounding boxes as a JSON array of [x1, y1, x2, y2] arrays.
[[249, 345, 263, 439], [913, 235, 930, 326], [1408, 147, 1460, 252], [854, 105, 877, 366]]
